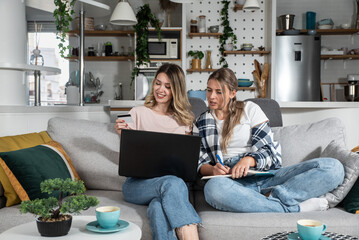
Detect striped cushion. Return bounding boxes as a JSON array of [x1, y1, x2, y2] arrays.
[[0, 141, 80, 201]]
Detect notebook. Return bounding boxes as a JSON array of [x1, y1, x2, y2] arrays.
[[201, 170, 274, 180], [119, 129, 201, 182]]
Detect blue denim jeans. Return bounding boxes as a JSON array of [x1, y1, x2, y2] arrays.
[[204, 157, 344, 213], [122, 175, 201, 240]]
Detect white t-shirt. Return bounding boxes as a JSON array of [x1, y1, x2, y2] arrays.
[[212, 101, 268, 159], [127, 106, 190, 134]]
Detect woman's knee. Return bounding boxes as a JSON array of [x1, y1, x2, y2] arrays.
[[204, 178, 232, 203], [161, 175, 188, 194], [315, 157, 345, 184]]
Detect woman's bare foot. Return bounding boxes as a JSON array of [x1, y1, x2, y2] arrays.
[[176, 224, 199, 240]]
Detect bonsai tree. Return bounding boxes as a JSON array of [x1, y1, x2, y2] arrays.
[[54, 0, 76, 58], [219, 0, 238, 68], [20, 178, 99, 221], [132, 4, 162, 84], [188, 50, 204, 69]]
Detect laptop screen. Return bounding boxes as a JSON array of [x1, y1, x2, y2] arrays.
[[119, 129, 201, 182]]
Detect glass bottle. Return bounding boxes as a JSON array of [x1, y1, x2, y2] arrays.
[[198, 15, 206, 33], [205, 50, 213, 69], [30, 48, 44, 66], [190, 19, 198, 33]]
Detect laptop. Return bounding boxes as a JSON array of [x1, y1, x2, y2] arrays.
[[119, 129, 201, 182]]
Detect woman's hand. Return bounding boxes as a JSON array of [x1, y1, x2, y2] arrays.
[[114, 118, 130, 135], [212, 163, 230, 176], [230, 156, 256, 178]]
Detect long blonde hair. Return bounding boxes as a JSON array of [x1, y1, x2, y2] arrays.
[[208, 68, 245, 153], [145, 63, 194, 126]]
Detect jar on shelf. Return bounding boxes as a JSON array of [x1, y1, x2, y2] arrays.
[[190, 19, 198, 33], [198, 15, 206, 33], [88, 47, 95, 56], [30, 48, 44, 66], [205, 50, 213, 69]]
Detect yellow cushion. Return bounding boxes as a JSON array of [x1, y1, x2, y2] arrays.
[[0, 141, 80, 201], [0, 132, 52, 206], [352, 145, 359, 153]]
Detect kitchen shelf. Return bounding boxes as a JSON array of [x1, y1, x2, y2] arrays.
[[186, 68, 218, 73], [65, 56, 134, 61], [321, 55, 359, 60], [224, 50, 271, 56], [238, 87, 256, 91], [276, 29, 359, 35], [67, 30, 134, 37], [188, 32, 223, 38]]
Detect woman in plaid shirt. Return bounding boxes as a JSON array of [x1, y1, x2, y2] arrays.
[[196, 68, 344, 213]]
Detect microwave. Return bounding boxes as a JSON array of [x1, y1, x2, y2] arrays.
[[148, 38, 179, 59]]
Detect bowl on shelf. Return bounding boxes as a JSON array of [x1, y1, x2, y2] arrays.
[[317, 24, 333, 29], [94, 24, 107, 31], [340, 23, 350, 29], [187, 90, 207, 101], [242, 43, 253, 51], [208, 25, 219, 33], [237, 79, 253, 87], [223, 43, 234, 51]]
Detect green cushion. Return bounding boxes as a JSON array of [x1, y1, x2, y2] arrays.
[[342, 151, 359, 214], [0, 143, 78, 201]]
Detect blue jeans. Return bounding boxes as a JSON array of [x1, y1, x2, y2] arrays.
[[122, 175, 201, 240], [204, 157, 344, 213]]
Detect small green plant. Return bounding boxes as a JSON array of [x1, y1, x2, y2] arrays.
[[20, 178, 99, 221], [188, 50, 204, 59], [219, 0, 238, 67], [54, 0, 76, 58]]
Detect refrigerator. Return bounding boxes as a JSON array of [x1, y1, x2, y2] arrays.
[[274, 35, 321, 101]]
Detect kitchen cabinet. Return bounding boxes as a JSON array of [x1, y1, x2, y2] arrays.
[[66, 29, 135, 103], [66, 30, 135, 62]]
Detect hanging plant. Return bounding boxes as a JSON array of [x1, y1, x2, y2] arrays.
[[219, 0, 238, 68], [53, 0, 76, 58], [131, 4, 162, 84]]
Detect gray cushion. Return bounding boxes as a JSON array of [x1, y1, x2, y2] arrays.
[[47, 117, 125, 191], [189, 97, 207, 118], [272, 118, 346, 167], [320, 140, 359, 208], [245, 98, 283, 127]]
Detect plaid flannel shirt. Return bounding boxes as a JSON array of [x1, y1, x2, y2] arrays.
[[195, 111, 282, 172]]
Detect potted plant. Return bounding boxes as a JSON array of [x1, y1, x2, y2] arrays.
[[19, 178, 99, 237], [54, 0, 76, 58], [188, 50, 204, 69], [132, 4, 162, 84], [219, 0, 238, 68]]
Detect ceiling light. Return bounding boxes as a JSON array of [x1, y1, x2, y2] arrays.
[[110, 0, 137, 25], [243, 0, 260, 10]]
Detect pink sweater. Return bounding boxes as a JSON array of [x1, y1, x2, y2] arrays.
[[127, 106, 190, 134]]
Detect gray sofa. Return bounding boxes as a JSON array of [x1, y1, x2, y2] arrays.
[[0, 98, 358, 239]]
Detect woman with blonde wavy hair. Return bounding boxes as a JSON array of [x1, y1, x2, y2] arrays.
[[114, 63, 201, 240], [196, 67, 344, 213]]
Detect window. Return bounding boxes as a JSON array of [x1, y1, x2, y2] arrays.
[[27, 32, 69, 106]]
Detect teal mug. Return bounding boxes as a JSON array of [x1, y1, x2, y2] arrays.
[[297, 219, 326, 240], [96, 206, 121, 229]]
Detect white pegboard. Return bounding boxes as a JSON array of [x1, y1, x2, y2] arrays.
[[185, 0, 267, 99]]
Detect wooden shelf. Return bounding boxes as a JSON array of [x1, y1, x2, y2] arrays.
[[67, 30, 134, 37], [188, 33, 223, 38], [65, 56, 134, 61], [321, 55, 359, 60], [276, 29, 359, 35], [238, 87, 256, 91], [224, 50, 271, 56], [187, 68, 218, 73]]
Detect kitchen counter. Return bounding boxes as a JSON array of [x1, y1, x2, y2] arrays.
[[278, 101, 359, 109], [109, 100, 145, 110]]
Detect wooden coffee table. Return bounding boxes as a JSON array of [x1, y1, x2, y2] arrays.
[[0, 216, 142, 239]]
